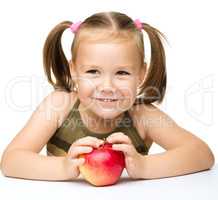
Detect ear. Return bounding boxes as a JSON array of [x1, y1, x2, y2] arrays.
[[137, 62, 147, 87]]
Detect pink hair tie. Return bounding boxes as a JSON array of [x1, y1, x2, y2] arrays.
[[70, 21, 82, 33], [134, 19, 143, 31]]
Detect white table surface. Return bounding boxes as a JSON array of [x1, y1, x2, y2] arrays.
[[1, 164, 218, 200]]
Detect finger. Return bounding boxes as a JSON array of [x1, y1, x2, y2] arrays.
[[68, 146, 93, 159], [106, 133, 132, 145], [107, 132, 125, 139], [69, 157, 86, 167], [73, 136, 104, 148], [112, 144, 134, 156]]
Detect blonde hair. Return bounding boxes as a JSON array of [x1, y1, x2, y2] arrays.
[[43, 11, 167, 104]]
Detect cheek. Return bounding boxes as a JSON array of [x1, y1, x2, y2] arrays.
[[114, 80, 138, 109], [115, 80, 137, 98], [77, 79, 96, 99]]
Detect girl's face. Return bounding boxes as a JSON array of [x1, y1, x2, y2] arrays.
[[70, 39, 146, 120]]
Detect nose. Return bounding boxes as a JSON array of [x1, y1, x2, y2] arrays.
[[98, 76, 115, 95]]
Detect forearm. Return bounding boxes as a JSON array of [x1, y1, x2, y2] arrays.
[[1, 150, 70, 181], [141, 142, 215, 179]]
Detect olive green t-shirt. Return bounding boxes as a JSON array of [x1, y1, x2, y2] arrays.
[[47, 98, 149, 156]]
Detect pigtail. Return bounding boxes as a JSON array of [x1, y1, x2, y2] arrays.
[[137, 23, 167, 104], [43, 21, 73, 92]]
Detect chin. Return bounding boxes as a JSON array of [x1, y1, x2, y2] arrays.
[[94, 108, 122, 120]]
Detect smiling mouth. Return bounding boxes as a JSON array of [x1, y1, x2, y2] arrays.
[[94, 98, 118, 102]]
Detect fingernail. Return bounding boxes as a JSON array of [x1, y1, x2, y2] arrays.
[[98, 140, 104, 144], [87, 147, 92, 151], [67, 157, 74, 163]]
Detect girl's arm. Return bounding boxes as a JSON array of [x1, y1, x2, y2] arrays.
[[0, 91, 80, 181], [140, 104, 215, 179]]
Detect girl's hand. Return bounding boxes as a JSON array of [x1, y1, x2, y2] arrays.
[[106, 132, 145, 179], [63, 136, 104, 180]]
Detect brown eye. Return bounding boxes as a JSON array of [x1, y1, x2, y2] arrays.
[[117, 71, 130, 75], [86, 69, 99, 74]]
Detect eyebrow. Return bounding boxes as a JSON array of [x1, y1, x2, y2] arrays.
[[80, 65, 135, 70]]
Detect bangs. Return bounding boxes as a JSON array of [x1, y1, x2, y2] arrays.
[[71, 28, 144, 64]]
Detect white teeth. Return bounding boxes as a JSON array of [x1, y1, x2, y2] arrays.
[[102, 99, 113, 102], [97, 98, 116, 102]]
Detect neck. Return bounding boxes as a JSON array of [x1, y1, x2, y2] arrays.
[[78, 103, 124, 134]]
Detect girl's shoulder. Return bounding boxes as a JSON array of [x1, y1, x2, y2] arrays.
[[48, 90, 78, 128], [2, 90, 78, 154], [127, 103, 156, 148], [128, 102, 155, 130], [129, 102, 175, 131], [128, 102, 175, 150]]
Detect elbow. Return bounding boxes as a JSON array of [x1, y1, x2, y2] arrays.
[[196, 141, 215, 170], [1, 151, 9, 176], [0, 150, 13, 177], [206, 148, 215, 169], [1, 153, 8, 176]]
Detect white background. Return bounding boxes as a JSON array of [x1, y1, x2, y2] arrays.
[[0, 0, 217, 168]]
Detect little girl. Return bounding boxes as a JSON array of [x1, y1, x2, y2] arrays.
[[1, 11, 215, 181]]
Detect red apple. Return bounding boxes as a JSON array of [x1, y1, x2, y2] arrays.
[[79, 142, 125, 186]]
